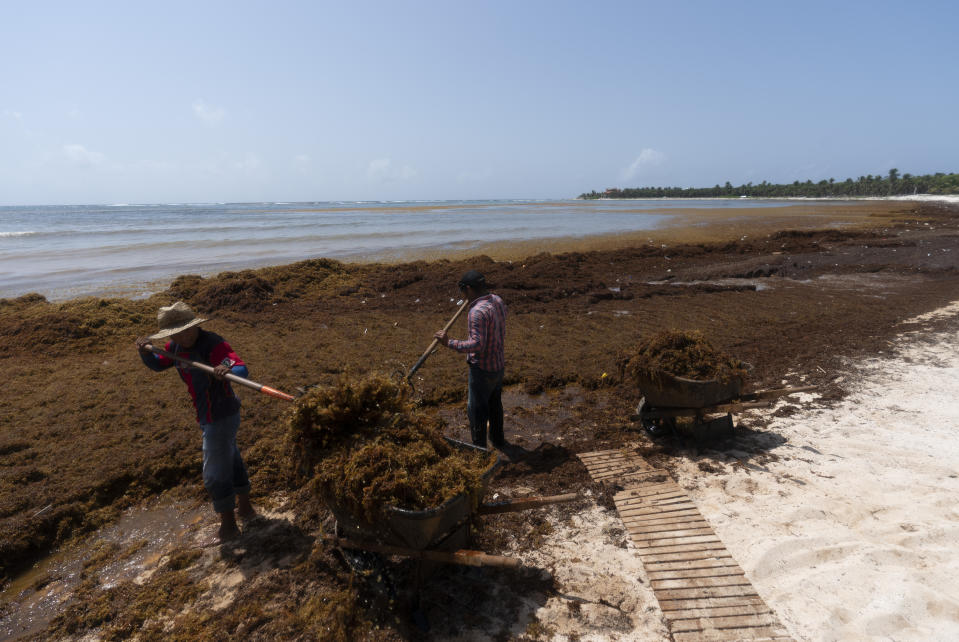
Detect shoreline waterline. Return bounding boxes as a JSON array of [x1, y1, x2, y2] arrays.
[[0, 199, 918, 302]]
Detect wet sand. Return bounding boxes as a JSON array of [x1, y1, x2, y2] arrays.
[[396, 200, 912, 264]]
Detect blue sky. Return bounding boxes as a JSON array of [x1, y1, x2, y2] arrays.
[[1, 1, 957, 204]]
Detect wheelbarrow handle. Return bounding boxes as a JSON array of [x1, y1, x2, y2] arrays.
[[143, 344, 295, 402], [325, 536, 520, 568], [477, 493, 580, 515], [406, 299, 469, 381]]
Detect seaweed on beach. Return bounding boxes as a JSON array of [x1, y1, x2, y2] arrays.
[[167, 259, 358, 312], [0, 295, 151, 348], [620, 329, 748, 385], [288, 373, 495, 526]]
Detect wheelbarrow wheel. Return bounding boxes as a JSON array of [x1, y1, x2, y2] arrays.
[[637, 397, 676, 436]]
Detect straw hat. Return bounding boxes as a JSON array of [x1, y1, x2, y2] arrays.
[[149, 301, 208, 340]]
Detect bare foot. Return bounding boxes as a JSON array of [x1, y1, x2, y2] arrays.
[[237, 495, 256, 523], [217, 524, 241, 542]]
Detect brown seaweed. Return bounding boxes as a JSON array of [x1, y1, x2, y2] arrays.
[[620, 329, 748, 385], [288, 373, 495, 526]]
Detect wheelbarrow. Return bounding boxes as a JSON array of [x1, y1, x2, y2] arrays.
[[630, 369, 815, 438], [322, 438, 579, 628], [326, 439, 503, 557]]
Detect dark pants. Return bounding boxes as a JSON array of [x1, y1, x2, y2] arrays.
[[468, 365, 504, 448]]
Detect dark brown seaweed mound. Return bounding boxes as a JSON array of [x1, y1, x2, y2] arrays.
[[288, 373, 495, 526], [620, 329, 748, 385]]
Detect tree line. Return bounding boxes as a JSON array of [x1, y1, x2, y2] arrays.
[[580, 169, 959, 199]]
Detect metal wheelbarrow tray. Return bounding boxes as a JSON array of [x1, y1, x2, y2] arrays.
[[327, 438, 503, 552], [633, 370, 746, 409], [632, 368, 815, 438]]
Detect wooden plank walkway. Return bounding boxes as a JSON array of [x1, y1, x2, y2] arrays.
[[578, 450, 792, 641]]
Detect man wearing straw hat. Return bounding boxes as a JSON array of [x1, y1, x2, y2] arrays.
[[136, 301, 255, 543]]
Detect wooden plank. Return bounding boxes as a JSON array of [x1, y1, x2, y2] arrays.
[[617, 491, 689, 506], [637, 545, 729, 564], [622, 504, 700, 519], [645, 557, 739, 572], [616, 491, 692, 505], [656, 585, 759, 601], [651, 574, 751, 590], [584, 459, 652, 472], [672, 626, 791, 641], [632, 535, 724, 550], [615, 482, 681, 499], [620, 502, 700, 517], [620, 488, 687, 500], [659, 595, 767, 612], [637, 546, 731, 562], [670, 613, 782, 632], [625, 511, 704, 526], [623, 510, 703, 527], [616, 493, 695, 510], [635, 543, 727, 558], [662, 604, 772, 620], [576, 449, 627, 459], [648, 566, 747, 581], [628, 526, 716, 541], [589, 468, 654, 480], [618, 471, 671, 485], [626, 517, 710, 532]]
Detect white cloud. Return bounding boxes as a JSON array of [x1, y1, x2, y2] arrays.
[[621, 148, 665, 181], [62, 144, 105, 167], [367, 158, 417, 182], [192, 99, 226, 124], [3, 109, 23, 121]]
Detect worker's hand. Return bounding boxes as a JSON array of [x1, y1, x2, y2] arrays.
[[213, 364, 232, 380], [135, 337, 153, 353], [433, 330, 449, 347]]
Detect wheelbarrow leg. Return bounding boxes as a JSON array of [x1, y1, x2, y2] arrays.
[[637, 397, 677, 437], [409, 562, 430, 632]]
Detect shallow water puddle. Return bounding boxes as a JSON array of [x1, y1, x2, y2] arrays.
[[0, 500, 205, 639]]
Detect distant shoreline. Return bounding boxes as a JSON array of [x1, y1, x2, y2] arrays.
[[577, 194, 959, 203]]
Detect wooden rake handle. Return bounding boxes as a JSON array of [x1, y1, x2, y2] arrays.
[[144, 344, 295, 402], [406, 299, 469, 381]]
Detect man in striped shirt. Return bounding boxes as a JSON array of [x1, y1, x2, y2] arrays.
[[434, 270, 508, 449]]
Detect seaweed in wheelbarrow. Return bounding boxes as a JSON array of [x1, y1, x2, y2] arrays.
[[288, 372, 499, 545], [620, 330, 750, 436]]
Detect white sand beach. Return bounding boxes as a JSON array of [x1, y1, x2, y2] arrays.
[[669, 301, 959, 640]]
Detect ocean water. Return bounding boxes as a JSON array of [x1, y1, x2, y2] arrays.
[[0, 199, 798, 301]]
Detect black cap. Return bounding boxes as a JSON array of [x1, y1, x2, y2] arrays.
[[458, 270, 486, 289]]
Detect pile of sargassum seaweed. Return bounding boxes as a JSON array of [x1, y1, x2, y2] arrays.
[[620, 329, 749, 385], [288, 373, 496, 526]]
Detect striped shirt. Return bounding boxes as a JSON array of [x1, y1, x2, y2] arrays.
[[448, 293, 507, 372]]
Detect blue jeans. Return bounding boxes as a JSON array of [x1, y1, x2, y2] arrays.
[[200, 413, 251, 513], [468, 366, 504, 448]]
